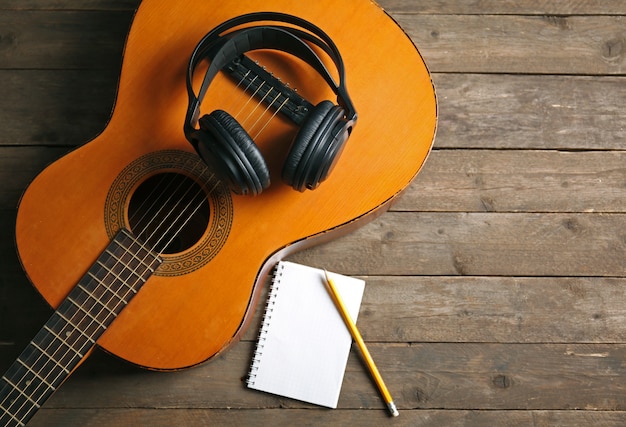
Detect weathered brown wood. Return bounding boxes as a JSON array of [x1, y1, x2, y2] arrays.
[[0, 148, 69, 209], [0, 11, 132, 69], [2, 73, 626, 151], [397, 150, 626, 213], [6, 270, 626, 364], [27, 342, 626, 411], [378, 0, 626, 15], [0, 1, 138, 9], [432, 74, 626, 150], [3, 73, 626, 149], [397, 15, 626, 74], [1, 11, 626, 76], [289, 212, 626, 276], [4, 274, 626, 368], [0, 71, 120, 146], [2, 149, 624, 213], [24, 409, 626, 427], [239, 276, 626, 344], [4, 0, 626, 15]]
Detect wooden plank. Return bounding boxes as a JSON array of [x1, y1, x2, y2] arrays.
[[288, 212, 626, 277], [4, 0, 626, 16], [398, 15, 626, 74], [25, 409, 626, 427], [0, 148, 69, 209], [0, 71, 118, 146], [3, 72, 624, 150], [4, 273, 625, 367], [355, 276, 626, 343], [0, 211, 53, 359], [0, 1, 138, 10], [32, 342, 626, 411], [0, 11, 132, 69], [1, 12, 626, 76], [432, 74, 626, 150], [6, 0, 623, 15], [239, 276, 626, 344], [396, 150, 626, 213], [3, 148, 623, 212], [379, 0, 626, 15], [3, 209, 622, 281]]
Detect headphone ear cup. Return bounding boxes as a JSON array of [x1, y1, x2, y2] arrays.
[[196, 110, 270, 195], [282, 100, 347, 191]]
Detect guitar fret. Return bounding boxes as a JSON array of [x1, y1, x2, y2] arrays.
[[119, 233, 160, 269], [93, 260, 139, 294], [42, 325, 84, 359], [105, 247, 154, 274], [86, 268, 131, 303], [46, 313, 93, 354], [29, 343, 70, 375], [15, 359, 55, 391], [54, 311, 95, 346], [0, 377, 40, 410], [66, 296, 110, 331], [77, 282, 121, 318], [0, 401, 26, 427], [94, 260, 138, 299]]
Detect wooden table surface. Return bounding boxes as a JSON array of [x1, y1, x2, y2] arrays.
[[1, 1, 625, 426]]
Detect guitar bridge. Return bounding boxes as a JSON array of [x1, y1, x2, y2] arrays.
[[224, 54, 314, 126]]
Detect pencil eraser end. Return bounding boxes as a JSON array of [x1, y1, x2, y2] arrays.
[[388, 401, 399, 417]]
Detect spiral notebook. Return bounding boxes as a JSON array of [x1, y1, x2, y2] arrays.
[[246, 261, 365, 408]]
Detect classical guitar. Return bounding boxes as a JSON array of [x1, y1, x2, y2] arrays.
[[0, 0, 436, 425]]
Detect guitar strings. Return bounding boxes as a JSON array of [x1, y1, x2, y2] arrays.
[[230, 67, 292, 141], [128, 161, 201, 244], [127, 163, 194, 235], [143, 168, 218, 255], [252, 95, 290, 140], [230, 73, 259, 116]]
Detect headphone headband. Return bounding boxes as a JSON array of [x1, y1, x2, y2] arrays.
[[184, 12, 356, 138]]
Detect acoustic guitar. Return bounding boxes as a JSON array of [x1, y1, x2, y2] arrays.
[[0, 0, 436, 425]]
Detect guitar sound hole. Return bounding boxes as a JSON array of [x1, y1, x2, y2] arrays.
[[127, 172, 210, 254]]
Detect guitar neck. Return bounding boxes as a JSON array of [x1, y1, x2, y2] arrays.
[[0, 229, 162, 426]]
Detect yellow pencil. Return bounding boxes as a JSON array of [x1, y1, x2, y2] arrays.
[[323, 269, 399, 417]]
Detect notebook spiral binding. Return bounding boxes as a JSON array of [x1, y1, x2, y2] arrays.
[[246, 262, 285, 386]]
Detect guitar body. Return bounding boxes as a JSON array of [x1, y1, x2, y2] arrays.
[[14, 0, 436, 371]]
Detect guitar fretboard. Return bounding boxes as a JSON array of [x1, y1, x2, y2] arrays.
[[0, 228, 162, 427]]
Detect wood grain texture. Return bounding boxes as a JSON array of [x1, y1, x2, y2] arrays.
[[0, 1, 138, 10], [289, 212, 625, 276], [15, 342, 626, 411], [0, 71, 119, 146], [398, 15, 626, 74], [398, 150, 626, 213], [0, 11, 132, 69], [433, 74, 626, 149], [234, 275, 626, 344], [2, 149, 623, 213], [378, 0, 626, 15], [25, 409, 626, 427]]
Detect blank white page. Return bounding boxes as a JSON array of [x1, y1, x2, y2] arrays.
[[246, 261, 365, 408]]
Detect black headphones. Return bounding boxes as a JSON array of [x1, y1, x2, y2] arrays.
[[184, 12, 357, 195]]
